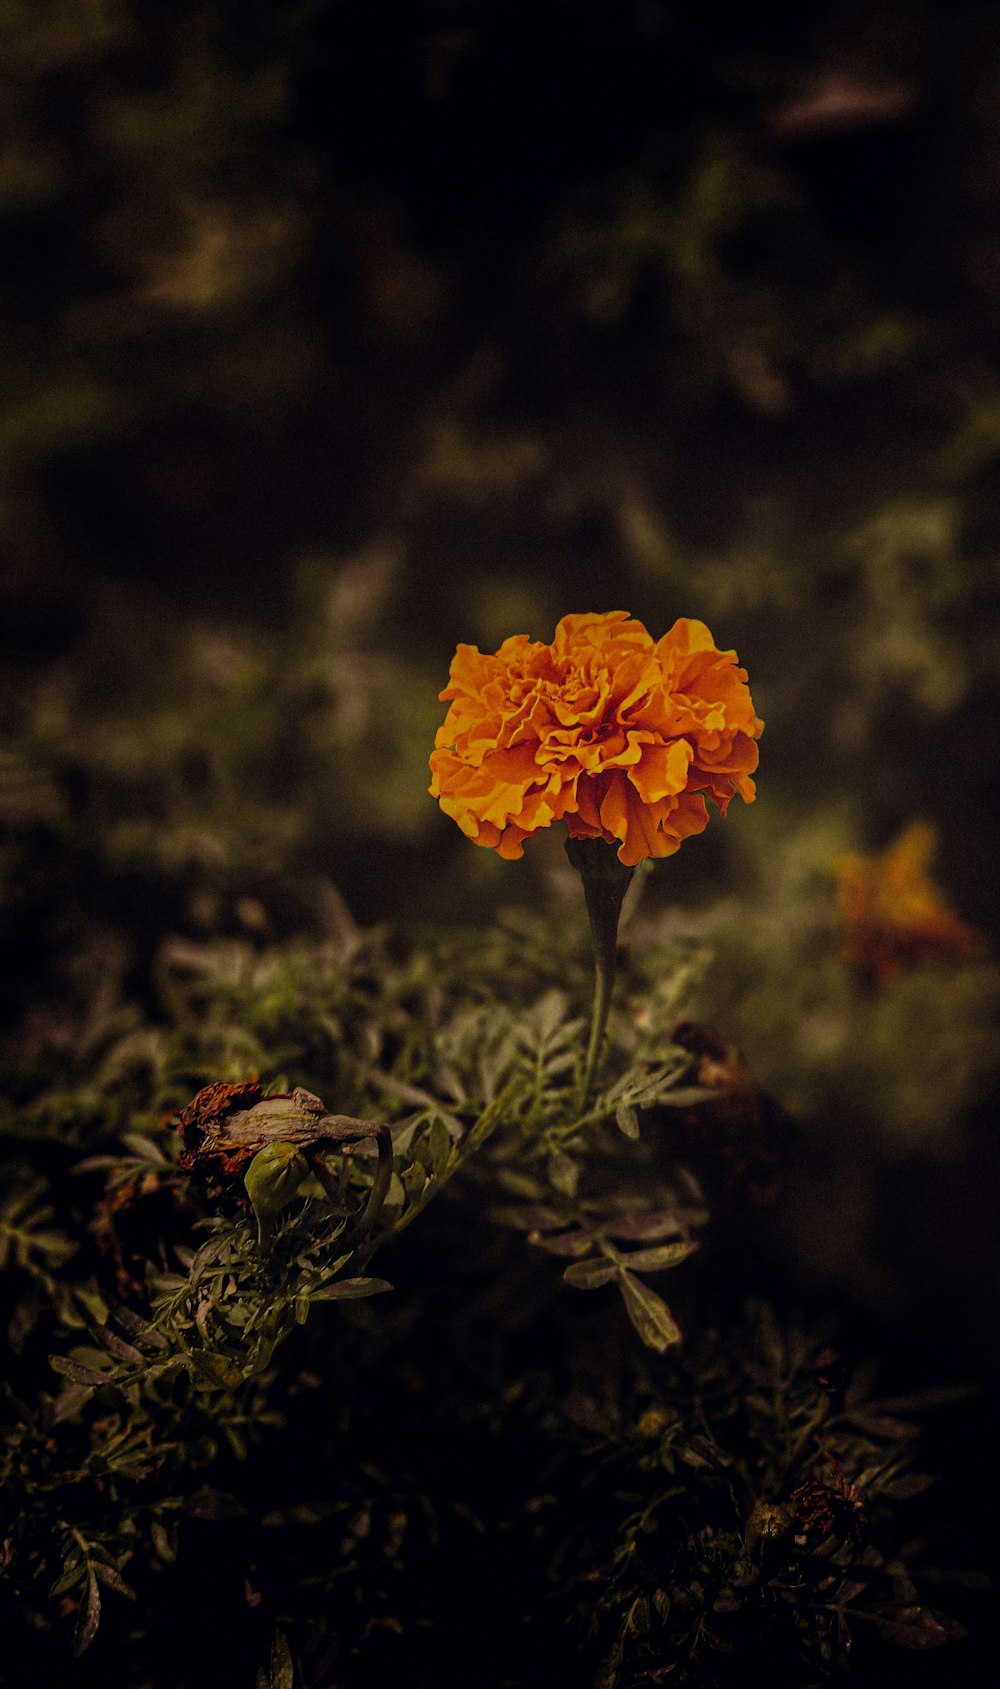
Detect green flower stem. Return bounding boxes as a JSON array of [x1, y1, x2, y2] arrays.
[[314, 1123, 393, 1253], [581, 949, 613, 1108], [391, 1078, 525, 1235], [565, 836, 634, 1106]]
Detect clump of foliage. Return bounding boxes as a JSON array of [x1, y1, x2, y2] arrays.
[[553, 1308, 972, 1688], [1, 4, 997, 1681], [0, 895, 977, 1687]]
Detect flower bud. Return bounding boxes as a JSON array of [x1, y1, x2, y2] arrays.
[[244, 1141, 310, 1246]]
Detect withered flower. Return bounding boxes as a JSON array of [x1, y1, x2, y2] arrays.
[[176, 1078, 265, 1200], [790, 1455, 868, 1549], [175, 1081, 392, 1246], [833, 822, 981, 985]]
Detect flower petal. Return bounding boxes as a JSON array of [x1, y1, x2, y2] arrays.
[[431, 611, 761, 865]]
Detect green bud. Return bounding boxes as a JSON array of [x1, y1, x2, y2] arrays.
[[244, 1141, 310, 1246]]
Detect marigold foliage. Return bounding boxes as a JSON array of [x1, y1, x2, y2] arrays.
[[0, 894, 978, 1686], [430, 612, 763, 866]]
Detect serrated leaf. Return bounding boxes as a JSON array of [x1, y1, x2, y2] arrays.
[[150, 1520, 177, 1564], [0, 1182, 47, 1225], [678, 1434, 725, 1469], [856, 1606, 967, 1648], [615, 1104, 640, 1139], [527, 1229, 592, 1257], [917, 1566, 991, 1589], [51, 1382, 98, 1424], [186, 1488, 249, 1520], [387, 1112, 424, 1154], [28, 1230, 78, 1264], [626, 1595, 651, 1636], [653, 1086, 721, 1108], [491, 1202, 566, 1231], [563, 1259, 618, 1289], [86, 1320, 144, 1365], [108, 1298, 168, 1346], [548, 1152, 579, 1198], [465, 1077, 525, 1152], [50, 1561, 85, 1598], [49, 1355, 109, 1389], [865, 1383, 976, 1414], [603, 1211, 684, 1241], [428, 1114, 453, 1174], [532, 989, 568, 1042], [8, 1291, 40, 1353], [369, 1070, 440, 1109], [312, 1276, 392, 1300], [120, 1134, 170, 1163], [93, 1562, 137, 1600], [270, 1629, 294, 1689], [618, 1273, 682, 1352], [189, 1350, 244, 1387], [494, 1169, 545, 1200], [879, 1471, 937, 1499], [846, 1410, 919, 1439], [400, 1164, 427, 1200], [435, 1062, 467, 1105], [74, 1567, 101, 1656], [617, 1240, 698, 1273]]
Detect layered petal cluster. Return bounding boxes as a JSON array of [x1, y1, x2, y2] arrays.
[[429, 611, 763, 867], [833, 822, 981, 984]]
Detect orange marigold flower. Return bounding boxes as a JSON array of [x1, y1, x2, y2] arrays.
[[429, 611, 763, 867], [833, 821, 981, 985]]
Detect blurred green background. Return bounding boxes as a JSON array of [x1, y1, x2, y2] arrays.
[[2, 1, 999, 1368]]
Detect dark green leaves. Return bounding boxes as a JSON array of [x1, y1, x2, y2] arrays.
[[310, 1276, 392, 1300], [259, 1629, 294, 1689], [74, 1567, 101, 1658], [617, 1241, 698, 1273], [1, 875, 974, 1689], [617, 1273, 683, 1352], [561, 1235, 696, 1349], [0, 1183, 77, 1273], [855, 1606, 967, 1649], [563, 1259, 619, 1289], [49, 1353, 108, 1388]]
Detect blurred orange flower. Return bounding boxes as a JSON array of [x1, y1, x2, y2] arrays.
[[833, 822, 981, 984], [429, 611, 763, 867]]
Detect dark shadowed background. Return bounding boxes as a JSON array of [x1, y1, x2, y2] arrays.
[[2, 0, 1000, 1648]]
